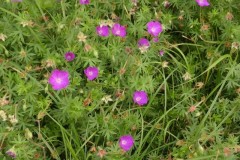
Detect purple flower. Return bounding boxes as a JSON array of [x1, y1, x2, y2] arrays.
[[159, 50, 164, 56], [84, 66, 99, 80], [138, 38, 150, 48], [196, 0, 210, 7], [147, 21, 163, 37], [133, 91, 148, 106], [65, 52, 75, 61], [119, 135, 134, 151], [6, 148, 16, 159], [79, 0, 90, 4], [112, 23, 126, 37], [153, 37, 159, 43], [48, 69, 70, 90], [96, 25, 109, 37]]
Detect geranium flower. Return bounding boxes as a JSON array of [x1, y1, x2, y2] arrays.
[[6, 147, 17, 159], [79, 0, 90, 5], [96, 25, 109, 37], [119, 135, 134, 151], [196, 0, 210, 7], [112, 23, 126, 37], [133, 91, 148, 106], [48, 69, 70, 90], [138, 38, 150, 48], [147, 21, 163, 37], [159, 50, 164, 56], [64, 52, 75, 61], [84, 67, 99, 80]]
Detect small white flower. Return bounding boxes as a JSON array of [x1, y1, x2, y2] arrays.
[[6, 126, 14, 131], [232, 42, 239, 50], [77, 32, 87, 42], [139, 46, 149, 53], [0, 33, 7, 41], [162, 61, 169, 68], [8, 115, 18, 124], [182, 72, 192, 81], [0, 110, 7, 121], [101, 95, 113, 104], [20, 20, 34, 27]]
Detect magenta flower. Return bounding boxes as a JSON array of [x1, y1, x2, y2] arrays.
[[119, 135, 134, 151], [96, 25, 109, 37], [48, 69, 70, 90], [138, 38, 150, 48], [65, 52, 75, 61], [133, 91, 148, 106], [112, 23, 126, 37], [6, 148, 16, 159], [84, 66, 99, 80], [79, 0, 90, 4], [147, 21, 163, 37], [196, 0, 210, 7], [159, 50, 164, 56]]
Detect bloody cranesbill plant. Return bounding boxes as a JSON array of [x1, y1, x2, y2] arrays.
[[147, 21, 163, 37], [196, 0, 210, 7], [6, 148, 17, 159], [64, 52, 75, 61], [112, 23, 126, 37], [84, 66, 99, 80], [159, 50, 164, 56], [96, 25, 109, 37], [79, 0, 90, 5], [48, 69, 70, 90], [119, 135, 134, 151], [133, 91, 148, 106], [138, 38, 150, 48]]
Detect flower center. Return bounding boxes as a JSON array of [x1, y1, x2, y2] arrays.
[[121, 140, 127, 145], [99, 30, 103, 34], [151, 27, 156, 32], [56, 78, 62, 84], [88, 71, 93, 76], [136, 97, 141, 101], [116, 30, 120, 35]]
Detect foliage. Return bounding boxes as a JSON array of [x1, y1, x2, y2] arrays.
[[0, 0, 239, 159]]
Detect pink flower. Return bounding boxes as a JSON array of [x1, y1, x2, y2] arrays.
[[119, 135, 134, 151], [96, 25, 109, 37], [79, 0, 90, 5], [64, 52, 75, 61], [48, 69, 70, 90], [112, 23, 126, 37], [6, 147, 16, 159], [147, 21, 163, 37], [138, 38, 150, 48], [84, 67, 99, 80], [159, 50, 164, 56], [133, 91, 148, 106], [196, 0, 210, 7]]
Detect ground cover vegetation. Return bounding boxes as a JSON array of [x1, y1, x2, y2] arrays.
[[0, 0, 240, 159]]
